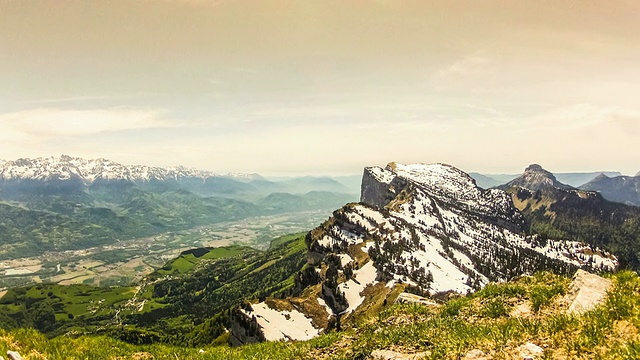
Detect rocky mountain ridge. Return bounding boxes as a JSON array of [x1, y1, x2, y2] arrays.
[[232, 162, 616, 345]]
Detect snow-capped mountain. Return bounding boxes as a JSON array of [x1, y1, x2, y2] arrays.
[[232, 162, 616, 344], [0, 155, 221, 183]]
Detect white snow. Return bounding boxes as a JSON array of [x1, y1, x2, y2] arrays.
[[338, 260, 378, 314], [338, 254, 353, 267], [242, 303, 320, 342], [366, 166, 396, 184]]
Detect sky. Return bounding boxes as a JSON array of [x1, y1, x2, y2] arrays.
[[1, 0, 639, 176]]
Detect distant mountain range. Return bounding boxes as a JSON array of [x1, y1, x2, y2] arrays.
[[471, 167, 640, 207], [0, 155, 359, 259], [0, 155, 361, 199], [579, 174, 640, 207], [470, 170, 623, 189]]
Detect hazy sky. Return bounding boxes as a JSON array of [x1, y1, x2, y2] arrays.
[[1, 0, 639, 175]]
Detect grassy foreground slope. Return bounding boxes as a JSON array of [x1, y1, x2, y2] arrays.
[[2, 271, 640, 359]]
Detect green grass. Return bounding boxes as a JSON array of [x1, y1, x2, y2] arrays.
[[153, 246, 256, 277], [321, 271, 640, 359], [1, 284, 136, 318], [201, 247, 247, 260], [268, 232, 307, 252], [5, 270, 640, 359], [0, 327, 342, 360]]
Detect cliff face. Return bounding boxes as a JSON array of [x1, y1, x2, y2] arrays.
[[360, 165, 409, 209]]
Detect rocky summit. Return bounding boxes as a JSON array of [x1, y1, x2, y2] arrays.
[[499, 164, 574, 192]]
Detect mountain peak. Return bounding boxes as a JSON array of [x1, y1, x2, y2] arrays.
[[636, 171, 640, 177], [524, 164, 546, 172], [502, 164, 573, 192], [523, 163, 556, 178]]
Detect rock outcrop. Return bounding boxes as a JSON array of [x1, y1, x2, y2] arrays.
[[564, 269, 612, 314], [464, 349, 490, 360], [517, 342, 544, 359], [361, 165, 409, 209], [6, 351, 23, 360]]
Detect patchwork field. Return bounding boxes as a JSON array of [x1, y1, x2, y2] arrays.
[[0, 210, 330, 289]]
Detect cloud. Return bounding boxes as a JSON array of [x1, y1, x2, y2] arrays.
[[432, 53, 493, 82], [0, 108, 174, 143], [515, 104, 640, 133], [430, 52, 499, 93]]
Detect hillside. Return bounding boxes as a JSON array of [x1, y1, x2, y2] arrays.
[[2, 270, 640, 359], [0, 233, 309, 346], [0, 190, 260, 259]]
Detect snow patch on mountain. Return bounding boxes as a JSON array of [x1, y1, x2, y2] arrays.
[[241, 303, 320, 341], [337, 260, 378, 314]]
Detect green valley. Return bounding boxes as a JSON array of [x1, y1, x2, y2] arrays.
[[0, 233, 310, 347]]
